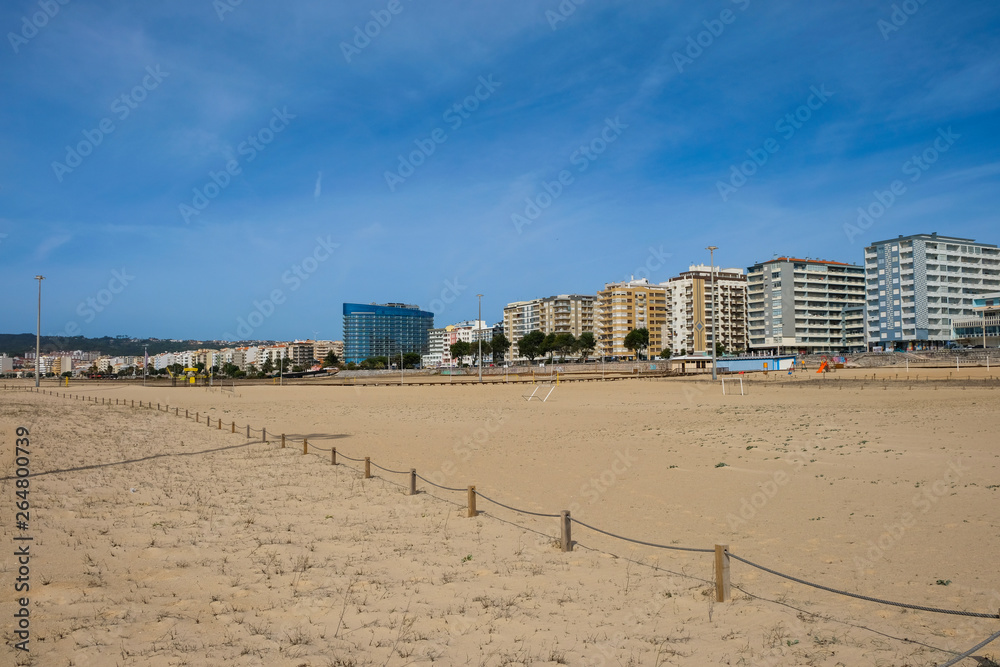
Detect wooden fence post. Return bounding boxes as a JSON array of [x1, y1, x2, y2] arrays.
[[303, 438, 308, 455], [281, 433, 285, 448], [196, 412, 199, 423], [331, 447, 337, 465], [232, 421, 235, 433], [217, 418, 221, 429], [409, 469, 417, 495], [715, 544, 731, 602], [246, 425, 250, 439], [467, 486, 477, 517], [262, 428, 266, 442], [364, 457, 371, 479], [561, 510, 573, 552]]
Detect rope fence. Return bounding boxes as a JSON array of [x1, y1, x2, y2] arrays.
[[9, 383, 1000, 655]]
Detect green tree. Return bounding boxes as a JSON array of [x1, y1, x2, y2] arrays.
[[360, 356, 387, 370], [261, 358, 274, 374], [291, 365, 304, 373], [540, 332, 558, 362], [659, 347, 672, 359], [624, 328, 650, 360], [715, 341, 726, 356], [402, 352, 421, 369], [554, 333, 576, 359], [576, 332, 596, 361], [517, 330, 545, 362], [490, 332, 511, 365], [322, 350, 340, 367], [450, 340, 471, 363]]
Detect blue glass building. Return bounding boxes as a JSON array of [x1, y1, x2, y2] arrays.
[[343, 303, 434, 364]]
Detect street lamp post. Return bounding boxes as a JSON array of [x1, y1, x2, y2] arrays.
[[707, 246, 718, 381], [477, 294, 484, 384], [34, 275, 44, 387], [143, 344, 148, 387]]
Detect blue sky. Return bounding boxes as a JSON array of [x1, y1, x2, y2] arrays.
[[1, 0, 998, 342]]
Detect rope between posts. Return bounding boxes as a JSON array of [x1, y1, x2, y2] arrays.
[[369, 461, 410, 475], [475, 492, 561, 519], [728, 552, 1000, 619], [937, 629, 1000, 667], [414, 474, 466, 493], [337, 452, 365, 462], [570, 517, 715, 554]]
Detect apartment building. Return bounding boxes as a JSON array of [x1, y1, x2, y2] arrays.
[[594, 279, 668, 360], [288, 341, 315, 366], [664, 265, 748, 356], [342, 302, 434, 364], [503, 295, 594, 359], [747, 258, 865, 354], [865, 234, 1000, 349], [313, 340, 343, 363]]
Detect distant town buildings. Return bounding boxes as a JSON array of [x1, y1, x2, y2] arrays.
[[342, 303, 434, 364], [864, 233, 1000, 349], [747, 258, 865, 354]]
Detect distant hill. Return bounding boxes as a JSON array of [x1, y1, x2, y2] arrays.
[[0, 334, 271, 358]]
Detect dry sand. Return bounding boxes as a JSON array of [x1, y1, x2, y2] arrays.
[[2, 367, 999, 666]]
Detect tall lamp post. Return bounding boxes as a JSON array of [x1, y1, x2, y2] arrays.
[[34, 275, 45, 387], [707, 246, 718, 381], [143, 344, 148, 386], [477, 294, 484, 384]]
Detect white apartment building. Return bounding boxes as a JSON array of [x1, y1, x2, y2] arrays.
[[664, 265, 748, 356], [865, 233, 1000, 349], [747, 258, 865, 354]]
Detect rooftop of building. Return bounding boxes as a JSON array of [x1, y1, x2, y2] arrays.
[[866, 232, 998, 249], [750, 257, 860, 268]]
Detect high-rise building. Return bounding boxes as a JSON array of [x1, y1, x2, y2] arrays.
[[503, 295, 594, 359], [664, 265, 748, 356], [594, 279, 668, 360], [747, 258, 864, 354], [343, 303, 434, 364], [864, 234, 1000, 350]]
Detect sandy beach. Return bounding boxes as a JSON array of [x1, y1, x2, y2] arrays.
[[3, 367, 999, 665]]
